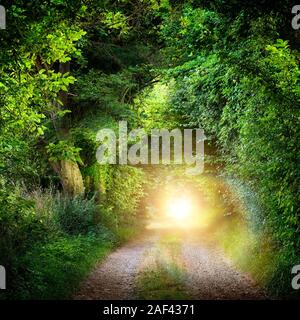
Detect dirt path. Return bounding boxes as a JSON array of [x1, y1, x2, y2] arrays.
[[74, 235, 156, 300], [74, 232, 266, 300], [182, 238, 266, 299]]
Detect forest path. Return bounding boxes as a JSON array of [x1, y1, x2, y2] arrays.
[[74, 233, 157, 300], [74, 231, 266, 300], [181, 236, 266, 299]]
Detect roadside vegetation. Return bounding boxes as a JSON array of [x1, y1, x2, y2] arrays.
[[0, 0, 299, 299]]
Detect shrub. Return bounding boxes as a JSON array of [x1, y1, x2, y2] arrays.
[[20, 234, 113, 299], [53, 194, 98, 235], [0, 185, 49, 268]]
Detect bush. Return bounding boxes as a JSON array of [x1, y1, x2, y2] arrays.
[[0, 185, 49, 268], [156, 4, 300, 297], [83, 163, 146, 229], [53, 194, 98, 235], [0, 184, 51, 300], [0, 186, 118, 300], [20, 234, 113, 299]]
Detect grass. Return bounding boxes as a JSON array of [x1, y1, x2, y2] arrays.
[[7, 234, 114, 300], [214, 177, 300, 299], [3, 222, 145, 300], [0, 188, 138, 300], [136, 235, 190, 300], [114, 225, 144, 243], [218, 225, 300, 298]]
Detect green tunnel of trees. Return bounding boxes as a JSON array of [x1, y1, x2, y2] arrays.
[[0, 0, 299, 299]]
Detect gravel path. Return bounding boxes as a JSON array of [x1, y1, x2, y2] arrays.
[[74, 236, 155, 300], [182, 238, 266, 299], [74, 233, 266, 300]]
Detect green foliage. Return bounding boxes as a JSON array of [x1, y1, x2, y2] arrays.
[[0, 21, 84, 138], [0, 138, 42, 185], [105, 166, 145, 218], [156, 2, 300, 297], [1, 0, 298, 300], [18, 235, 113, 299], [215, 178, 300, 299], [0, 186, 117, 300], [0, 184, 48, 269], [75, 69, 138, 119], [102, 11, 131, 37], [70, 114, 117, 166], [0, 0, 157, 301], [53, 195, 98, 235], [70, 109, 147, 230], [134, 82, 178, 129], [46, 141, 83, 164], [0, 1, 88, 196], [84, 163, 146, 229]]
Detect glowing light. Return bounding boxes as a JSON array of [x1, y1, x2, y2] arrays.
[[167, 198, 191, 221]]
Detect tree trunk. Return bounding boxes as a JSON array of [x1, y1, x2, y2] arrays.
[[51, 159, 85, 196], [51, 62, 85, 196]]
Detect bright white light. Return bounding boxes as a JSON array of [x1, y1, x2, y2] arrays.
[[167, 198, 191, 221]]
